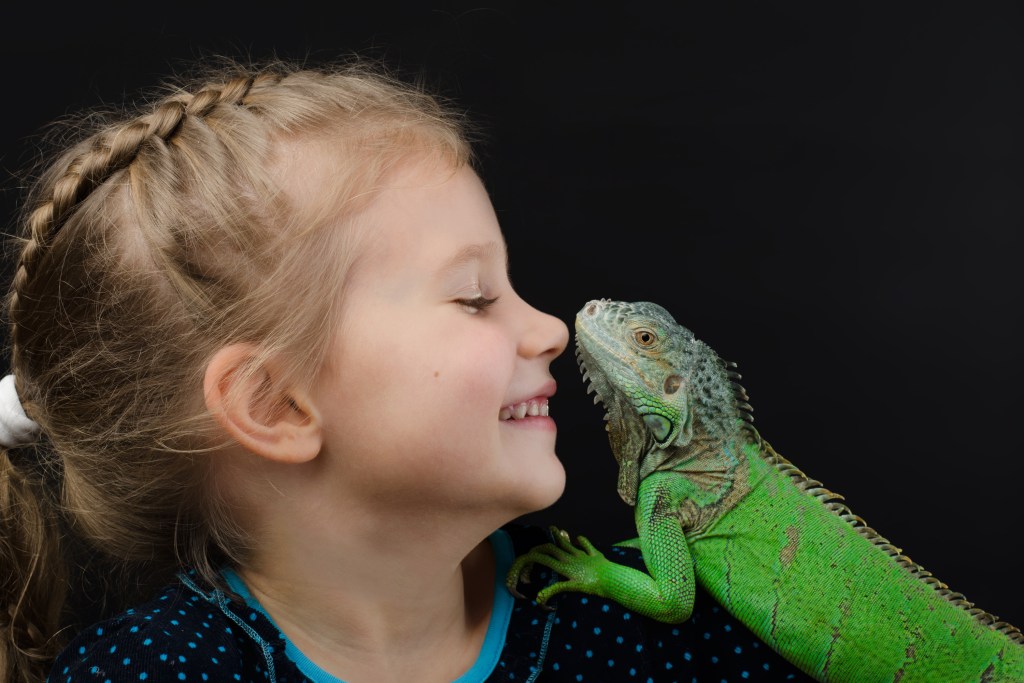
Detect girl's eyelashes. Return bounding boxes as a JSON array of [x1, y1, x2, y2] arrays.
[[456, 295, 499, 314]]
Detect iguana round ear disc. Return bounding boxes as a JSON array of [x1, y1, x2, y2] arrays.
[[642, 414, 674, 442], [642, 374, 685, 442], [642, 374, 692, 447]]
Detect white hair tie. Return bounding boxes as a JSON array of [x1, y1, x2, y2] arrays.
[[0, 374, 41, 448]]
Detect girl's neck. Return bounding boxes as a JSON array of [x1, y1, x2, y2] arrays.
[[237, 519, 498, 683]]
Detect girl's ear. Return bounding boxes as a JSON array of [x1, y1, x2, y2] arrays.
[[203, 344, 322, 464]]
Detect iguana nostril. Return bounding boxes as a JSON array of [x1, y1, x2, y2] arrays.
[[586, 303, 598, 316]]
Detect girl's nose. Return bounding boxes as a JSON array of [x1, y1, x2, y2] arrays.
[[518, 300, 570, 360]]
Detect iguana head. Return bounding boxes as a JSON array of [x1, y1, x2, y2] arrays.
[[575, 299, 747, 505]]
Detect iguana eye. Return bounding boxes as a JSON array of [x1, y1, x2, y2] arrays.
[[634, 329, 657, 347]]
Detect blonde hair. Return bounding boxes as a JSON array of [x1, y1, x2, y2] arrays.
[[0, 58, 474, 682]]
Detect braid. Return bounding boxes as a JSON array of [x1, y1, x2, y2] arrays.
[[9, 74, 265, 335], [16, 74, 259, 259]]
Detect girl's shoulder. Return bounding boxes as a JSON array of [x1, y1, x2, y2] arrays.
[[48, 573, 303, 683]]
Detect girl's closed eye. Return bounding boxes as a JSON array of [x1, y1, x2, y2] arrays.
[[457, 295, 499, 314]]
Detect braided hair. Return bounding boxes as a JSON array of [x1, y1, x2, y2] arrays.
[[1, 59, 473, 683]]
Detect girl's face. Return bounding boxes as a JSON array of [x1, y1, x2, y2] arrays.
[[310, 161, 569, 521]]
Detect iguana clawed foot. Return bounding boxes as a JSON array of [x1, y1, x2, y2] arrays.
[[505, 526, 612, 609]]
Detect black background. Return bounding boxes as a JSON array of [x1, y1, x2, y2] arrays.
[[2, 2, 1021, 630]]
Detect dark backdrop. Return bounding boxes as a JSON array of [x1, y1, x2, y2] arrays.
[[2, 2, 1021, 629]]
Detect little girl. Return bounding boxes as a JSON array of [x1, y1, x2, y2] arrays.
[[0, 59, 809, 682]]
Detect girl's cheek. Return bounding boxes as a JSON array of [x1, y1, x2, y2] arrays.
[[437, 324, 512, 373]]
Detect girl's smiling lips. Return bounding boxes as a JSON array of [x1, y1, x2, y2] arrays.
[[499, 382, 556, 421], [499, 397, 549, 420]]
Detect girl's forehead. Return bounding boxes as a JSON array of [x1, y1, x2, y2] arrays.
[[344, 164, 507, 279], [272, 135, 468, 225], [363, 164, 499, 240]]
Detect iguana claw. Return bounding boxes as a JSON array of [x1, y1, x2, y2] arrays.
[[505, 525, 610, 609]]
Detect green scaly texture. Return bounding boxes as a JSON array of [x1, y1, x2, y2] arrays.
[[507, 299, 1023, 682]]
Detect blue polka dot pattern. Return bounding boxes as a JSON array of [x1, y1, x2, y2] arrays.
[[47, 524, 811, 682], [484, 525, 811, 682]]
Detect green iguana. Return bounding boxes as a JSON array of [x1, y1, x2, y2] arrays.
[[507, 298, 1024, 682]]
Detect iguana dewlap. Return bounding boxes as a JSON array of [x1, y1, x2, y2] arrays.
[[507, 299, 1024, 682]]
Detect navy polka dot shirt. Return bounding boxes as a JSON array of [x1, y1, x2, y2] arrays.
[[49, 524, 810, 682]]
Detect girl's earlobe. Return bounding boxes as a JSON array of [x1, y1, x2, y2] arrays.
[[203, 344, 323, 464]]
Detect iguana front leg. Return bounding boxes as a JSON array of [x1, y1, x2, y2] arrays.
[[506, 477, 695, 623]]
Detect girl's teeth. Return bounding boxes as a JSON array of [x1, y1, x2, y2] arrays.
[[500, 399, 550, 420]]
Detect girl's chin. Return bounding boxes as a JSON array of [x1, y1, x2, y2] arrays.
[[510, 455, 566, 514]]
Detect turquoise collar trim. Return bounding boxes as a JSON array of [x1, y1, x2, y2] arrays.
[[221, 529, 515, 683]]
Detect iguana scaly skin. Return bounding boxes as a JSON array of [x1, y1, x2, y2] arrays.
[[507, 299, 1024, 682]]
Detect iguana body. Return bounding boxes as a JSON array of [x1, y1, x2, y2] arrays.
[[507, 298, 1024, 682]]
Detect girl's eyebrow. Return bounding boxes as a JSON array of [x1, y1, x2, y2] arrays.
[[437, 241, 508, 277]]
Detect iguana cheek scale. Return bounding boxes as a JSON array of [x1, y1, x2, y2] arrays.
[[506, 298, 1024, 682]]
